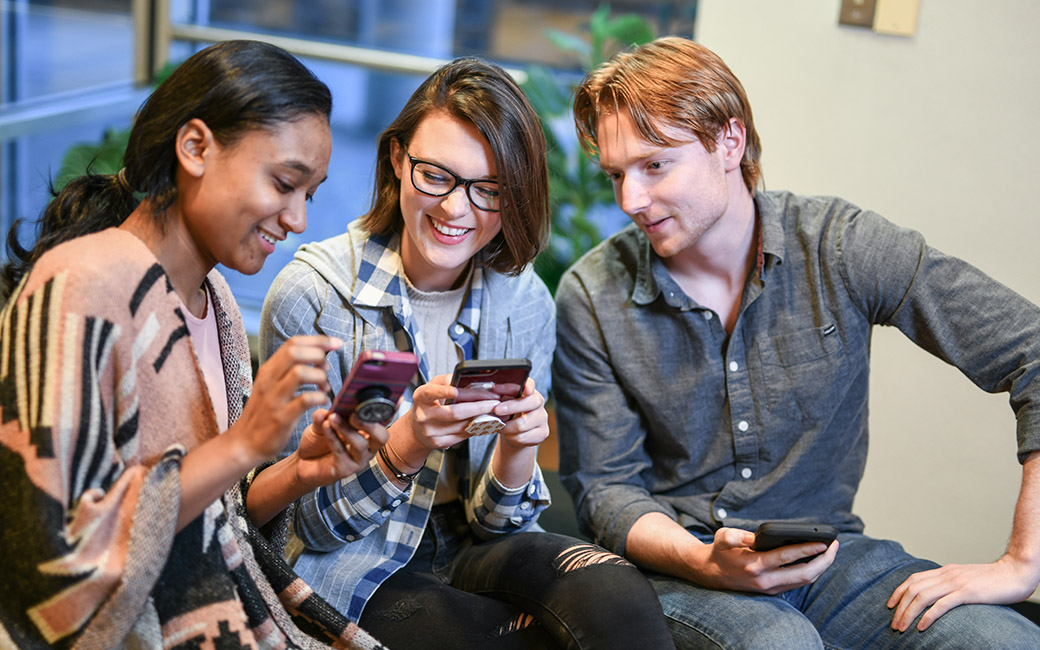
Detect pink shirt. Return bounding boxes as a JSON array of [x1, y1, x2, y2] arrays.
[[181, 286, 229, 432]]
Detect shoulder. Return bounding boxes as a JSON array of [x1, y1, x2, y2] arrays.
[[28, 229, 156, 285], [482, 264, 552, 312], [760, 191, 863, 232], [17, 229, 172, 312], [268, 229, 360, 305], [557, 224, 644, 301], [760, 190, 923, 259]]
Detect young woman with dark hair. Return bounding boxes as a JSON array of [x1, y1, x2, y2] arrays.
[[261, 56, 675, 649], [0, 40, 388, 649]]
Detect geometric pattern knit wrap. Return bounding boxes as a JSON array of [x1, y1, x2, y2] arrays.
[[0, 228, 388, 650]]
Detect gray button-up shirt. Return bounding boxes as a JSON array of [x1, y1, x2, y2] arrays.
[[553, 190, 1040, 555]]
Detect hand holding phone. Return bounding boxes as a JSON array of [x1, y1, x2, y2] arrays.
[[752, 522, 838, 566], [448, 358, 531, 436], [329, 350, 419, 424]]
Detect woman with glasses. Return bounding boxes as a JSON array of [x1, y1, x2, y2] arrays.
[[260, 57, 675, 649], [0, 40, 388, 649]]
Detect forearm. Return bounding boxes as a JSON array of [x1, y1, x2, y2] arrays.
[[1004, 450, 1040, 579], [491, 441, 537, 489], [625, 512, 706, 582], [379, 419, 431, 489], [177, 429, 265, 530], [243, 453, 308, 527]]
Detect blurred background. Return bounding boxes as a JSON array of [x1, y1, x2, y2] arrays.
[[2, 0, 1038, 603], [0, 0, 695, 328]]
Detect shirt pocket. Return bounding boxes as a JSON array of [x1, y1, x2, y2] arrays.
[[757, 323, 847, 421]]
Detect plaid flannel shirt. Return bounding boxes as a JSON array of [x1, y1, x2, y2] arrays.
[[259, 220, 555, 621]]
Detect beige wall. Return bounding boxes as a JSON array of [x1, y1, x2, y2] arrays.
[[696, 0, 1040, 595]]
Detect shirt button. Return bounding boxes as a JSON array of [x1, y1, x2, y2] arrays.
[[716, 508, 728, 520], [345, 535, 355, 542], [520, 502, 531, 510], [741, 467, 753, 479], [703, 311, 713, 321], [380, 509, 391, 517], [527, 484, 537, 496], [392, 499, 402, 507], [454, 324, 464, 335], [729, 361, 739, 372], [738, 420, 749, 432]]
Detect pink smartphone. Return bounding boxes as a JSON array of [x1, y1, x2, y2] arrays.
[[329, 350, 419, 423]]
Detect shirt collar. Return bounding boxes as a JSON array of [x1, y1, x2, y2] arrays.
[[630, 191, 786, 306], [352, 231, 483, 380], [754, 191, 786, 274]]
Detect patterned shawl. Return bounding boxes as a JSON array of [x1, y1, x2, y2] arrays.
[[0, 229, 387, 649]]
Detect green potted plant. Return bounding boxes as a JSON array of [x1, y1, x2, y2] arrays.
[[523, 4, 656, 295]]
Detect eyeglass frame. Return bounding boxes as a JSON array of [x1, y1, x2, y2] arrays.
[[403, 149, 501, 212]]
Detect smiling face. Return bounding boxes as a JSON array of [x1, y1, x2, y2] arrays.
[[597, 109, 742, 260], [177, 113, 332, 277], [391, 110, 502, 291]]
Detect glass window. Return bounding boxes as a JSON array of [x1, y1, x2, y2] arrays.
[[4, 0, 134, 101], [3, 0, 697, 324], [1, 0, 139, 297]]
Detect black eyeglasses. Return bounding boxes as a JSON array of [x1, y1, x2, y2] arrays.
[[405, 150, 501, 212]]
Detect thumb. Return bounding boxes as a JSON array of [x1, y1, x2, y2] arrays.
[[715, 526, 755, 550]]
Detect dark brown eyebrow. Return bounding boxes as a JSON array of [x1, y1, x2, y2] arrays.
[[282, 160, 327, 184], [283, 160, 315, 175]]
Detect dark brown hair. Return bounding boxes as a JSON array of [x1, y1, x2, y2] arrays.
[[3, 39, 332, 300], [574, 36, 762, 193], [362, 57, 549, 275]]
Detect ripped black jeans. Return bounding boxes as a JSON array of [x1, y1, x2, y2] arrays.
[[359, 501, 675, 650]]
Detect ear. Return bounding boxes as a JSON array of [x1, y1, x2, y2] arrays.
[[389, 138, 405, 181], [717, 117, 746, 173], [175, 118, 218, 179]]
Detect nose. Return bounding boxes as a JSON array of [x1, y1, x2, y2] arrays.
[[280, 197, 308, 235], [617, 177, 651, 216], [440, 184, 471, 218]]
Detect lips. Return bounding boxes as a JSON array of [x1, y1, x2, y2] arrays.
[[428, 216, 472, 242], [257, 228, 281, 253], [642, 215, 671, 233]]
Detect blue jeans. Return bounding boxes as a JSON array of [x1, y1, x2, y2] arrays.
[[359, 502, 675, 650], [648, 534, 1040, 649]]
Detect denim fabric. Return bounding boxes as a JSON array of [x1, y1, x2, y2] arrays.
[[360, 502, 676, 650], [553, 191, 1040, 554], [259, 220, 555, 620], [649, 534, 1040, 649]]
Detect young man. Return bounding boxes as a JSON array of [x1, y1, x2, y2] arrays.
[[552, 36, 1040, 649]]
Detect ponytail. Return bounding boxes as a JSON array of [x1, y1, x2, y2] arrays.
[[1, 170, 138, 300]]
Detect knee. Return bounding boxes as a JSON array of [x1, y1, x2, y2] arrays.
[[550, 542, 655, 605], [662, 608, 822, 650], [915, 603, 1040, 649]]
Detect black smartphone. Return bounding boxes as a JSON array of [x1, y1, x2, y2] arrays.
[[752, 522, 838, 565], [329, 350, 419, 424]]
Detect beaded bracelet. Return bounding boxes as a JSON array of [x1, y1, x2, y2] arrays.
[[378, 445, 421, 483]]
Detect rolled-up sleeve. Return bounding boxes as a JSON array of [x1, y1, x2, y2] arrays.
[[293, 459, 412, 551], [836, 209, 1040, 461]]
